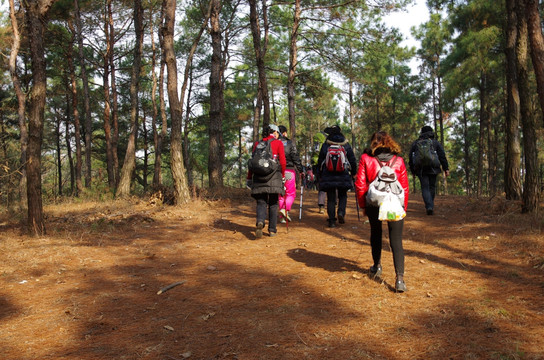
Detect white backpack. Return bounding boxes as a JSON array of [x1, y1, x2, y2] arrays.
[[366, 156, 405, 221]]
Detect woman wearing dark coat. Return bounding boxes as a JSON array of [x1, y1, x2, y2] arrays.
[[317, 125, 357, 228]]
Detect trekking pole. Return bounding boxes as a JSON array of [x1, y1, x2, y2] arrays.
[[299, 182, 304, 220], [355, 191, 360, 221], [352, 177, 360, 221]]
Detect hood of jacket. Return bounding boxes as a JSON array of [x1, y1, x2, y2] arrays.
[[420, 130, 435, 140], [326, 132, 348, 145]]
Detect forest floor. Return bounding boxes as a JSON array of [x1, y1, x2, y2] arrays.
[[1, 188, 544, 360]]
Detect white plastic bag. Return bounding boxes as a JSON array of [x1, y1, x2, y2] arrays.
[[378, 194, 406, 221]]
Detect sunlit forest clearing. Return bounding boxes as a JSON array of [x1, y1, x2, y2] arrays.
[[0, 0, 544, 359]]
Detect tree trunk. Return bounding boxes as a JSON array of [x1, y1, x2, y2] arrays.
[[117, 0, 144, 197], [109, 0, 120, 187], [67, 20, 83, 196], [504, 0, 522, 200], [249, 0, 270, 132], [64, 91, 75, 195], [55, 109, 62, 196], [208, 0, 225, 189], [151, 9, 163, 188], [287, 0, 301, 141], [103, 0, 115, 189], [23, 0, 56, 235], [462, 98, 471, 194], [526, 0, 544, 126], [161, 0, 190, 204], [476, 73, 488, 197], [9, 0, 28, 211], [183, 67, 194, 187], [517, 0, 540, 213], [142, 108, 148, 191], [74, 0, 93, 188]]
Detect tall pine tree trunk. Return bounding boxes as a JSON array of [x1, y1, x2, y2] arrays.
[[287, 0, 301, 141], [8, 0, 28, 211], [103, 0, 115, 189], [23, 0, 56, 235], [161, 0, 190, 204], [151, 9, 163, 188], [208, 0, 225, 189], [249, 0, 270, 135], [74, 0, 93, 188], [476, 73, 488, 197], [109, 0, 120, 187], [67, 20, 83, 196], [505, 0, 522, 200], [526, 0, 544, 126], [462, 98, 471, 194], [517, 0, 540, 213], [116, 0, 144, 197]]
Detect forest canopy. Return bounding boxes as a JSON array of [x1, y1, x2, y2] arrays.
[[0, 0, 542, 235]]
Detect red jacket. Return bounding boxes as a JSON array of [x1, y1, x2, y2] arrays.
[[355, 153, 409, 210], [247, 135, 286, 179]]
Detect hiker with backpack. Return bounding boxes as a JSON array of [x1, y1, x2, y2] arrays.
[[247, 124, 286, 238], [355, 131, 409, 292], [408, 126, 450, 215], [317, 125, 357, 228], [277, 125, 304, 223]]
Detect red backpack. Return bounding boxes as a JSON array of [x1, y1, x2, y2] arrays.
[[323, 144, 348, 173]]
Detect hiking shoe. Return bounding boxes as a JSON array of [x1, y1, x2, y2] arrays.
[[426, 209, 433, 215], [269, 232, 277, 237], [369, 264, 382, 279], [319, 205, 325, 214], [280, 218, 286, 224], [338, 214, 345, 224], [285, 211, 292, 222], [328, 220, 336, 228], [395, 278, 407, 293], [255, 222, 264, 239]]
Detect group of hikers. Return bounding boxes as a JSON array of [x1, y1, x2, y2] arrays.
[[246, 124, 449, 292]]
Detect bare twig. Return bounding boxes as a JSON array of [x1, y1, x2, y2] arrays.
[[157, 280, 186, 295], [294, 324, 308, 346]]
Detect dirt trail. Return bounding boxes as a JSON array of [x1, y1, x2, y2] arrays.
[[0, 189, 543, 360]]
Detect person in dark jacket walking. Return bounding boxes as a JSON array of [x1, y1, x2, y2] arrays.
[[247, 124, 286, 238], [278, 125, 304, 223], [355, 131, 410, 292], [408, 126, 449, 215], [317, 125, 357, 227]]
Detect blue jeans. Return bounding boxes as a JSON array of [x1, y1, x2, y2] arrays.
[[418, 173, 437, 211]]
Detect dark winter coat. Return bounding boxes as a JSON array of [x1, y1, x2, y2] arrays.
[[317, 132, 357, 191], [248, 135, 286, 196], [408, 130, 449, 175], [279, 136, 303, 173]]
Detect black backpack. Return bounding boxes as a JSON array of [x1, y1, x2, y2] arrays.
[[412, 138, 440, 171], [248, 139, 279, 176]]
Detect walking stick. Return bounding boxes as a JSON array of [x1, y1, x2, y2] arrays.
[[299, 182, 304, 220], [355, 191, 360, 221]]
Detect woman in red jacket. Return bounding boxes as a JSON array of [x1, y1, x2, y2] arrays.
[[355, 131, 409, 292]]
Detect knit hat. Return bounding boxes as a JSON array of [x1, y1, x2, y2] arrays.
[[269, 124, 280, 133], [421, 126, 434, 134]]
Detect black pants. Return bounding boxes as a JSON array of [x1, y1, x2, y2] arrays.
[[254, 193, 279, 233], [366, 206, 404, 276], [418, 173, 437, 211], [326, 188, 347, 222]]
